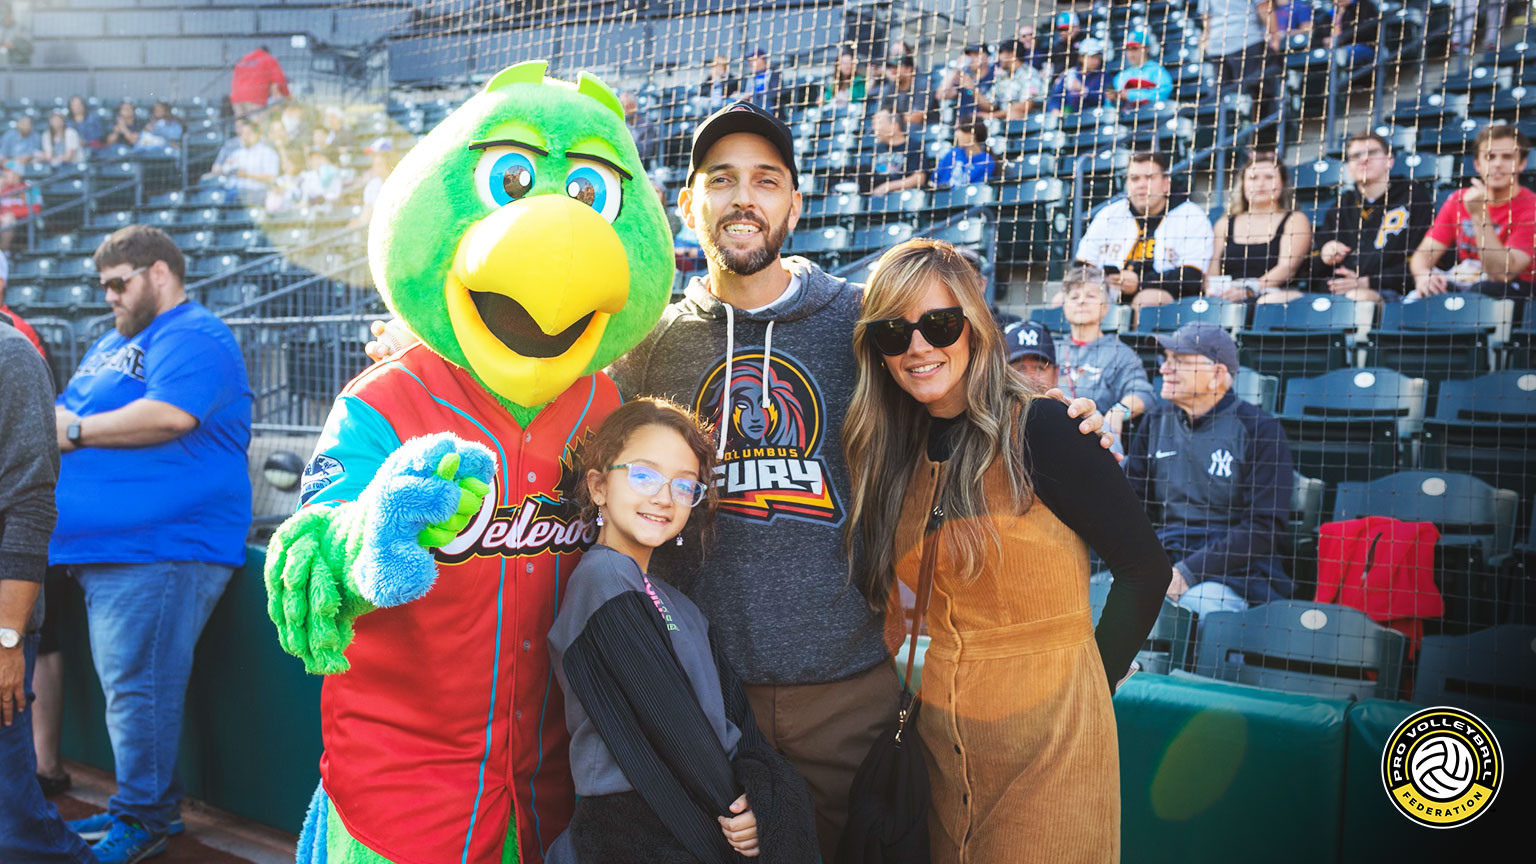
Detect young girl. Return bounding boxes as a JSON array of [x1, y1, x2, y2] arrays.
[[546, 397, 816, 864]]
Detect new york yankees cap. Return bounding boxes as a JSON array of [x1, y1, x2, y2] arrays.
[[1004, 319, 1056, 364]]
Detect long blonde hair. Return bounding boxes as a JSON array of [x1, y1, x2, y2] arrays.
[[842, 239, 1036, 608]]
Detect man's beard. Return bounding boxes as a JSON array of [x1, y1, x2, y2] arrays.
[[700, 209, 791, 276]]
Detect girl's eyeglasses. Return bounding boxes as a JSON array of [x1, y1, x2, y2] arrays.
[[609, 463, 709, 508], [865, 306, 967, 356]]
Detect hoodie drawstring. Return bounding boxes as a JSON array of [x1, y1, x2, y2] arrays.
[[717, 306, 777, 459], [718, 303, 735, 459], [760, 320, 775, 408]]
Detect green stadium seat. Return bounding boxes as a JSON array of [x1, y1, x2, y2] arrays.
[[1238, 294, 1371, 379], [1419, 371, 1536, 517], [1368, 295, 1514, 380], [1414, 626, 1536, 723], [1276, 368, 1428, 487]]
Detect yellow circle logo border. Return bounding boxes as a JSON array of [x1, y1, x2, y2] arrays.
[[1380, 705, 1503, 829]]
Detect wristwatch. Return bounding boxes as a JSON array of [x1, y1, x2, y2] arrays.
[[67, 422, 82, 447], [0, 628, 20, 650]]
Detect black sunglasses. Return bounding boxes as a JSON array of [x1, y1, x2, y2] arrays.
[[866, 306, 967, 356]]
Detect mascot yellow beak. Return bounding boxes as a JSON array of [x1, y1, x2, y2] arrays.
[[444, 195, 629, 407]]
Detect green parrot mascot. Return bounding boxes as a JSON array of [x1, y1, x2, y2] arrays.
[[263, 61, 674, 864]]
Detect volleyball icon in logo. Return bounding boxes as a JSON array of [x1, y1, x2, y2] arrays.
[[1409, 737, 1475, 799]]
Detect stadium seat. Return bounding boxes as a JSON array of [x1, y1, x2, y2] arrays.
[[925, 183, 994, 213], [1333, 470, 1520, 630], [1192, 600, 1407, 700], [88, 210, 135, 230], [1291, 158, 1344, 205], [1506, 300, 1536, 368], [1234, 366, 1280, 413], [170, 229, 215, 253], [1089, 577, 1196, 674], [9, 256, 55, 283], [846, 222, 914, 257], [994, 178, 1066, 266], [928, 213, 989, 249], [1414, 626, 1536, 722], [786, 226, 847, 257], [53, 258, 96, 282], [1238, 295, 1370, 379], [1368, 295, 1514, 380], [999, 153, 1056, 182], [799, 192, 860, 222], [1127, 296, 1245, 373], [1387, 151, 1445, 184], [1275, 368, 1428, 486], [862, 189, 926, 216], [1420, 371, 1536, 509], [7, 284, 42, 312]]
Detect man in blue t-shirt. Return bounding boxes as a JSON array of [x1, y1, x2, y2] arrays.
[[50, 225, 251, 862]]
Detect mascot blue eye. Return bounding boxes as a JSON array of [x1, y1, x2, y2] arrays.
[[473, 146, 538, 208], [488, 152, 536, 205], [564, 161, 623, 223]]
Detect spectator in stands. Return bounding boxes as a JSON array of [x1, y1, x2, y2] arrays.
[[1272, 0, 1314, 42], [1113, 28, 1174, 105], [619, 91, 658, 166], [40, 112, 80, 166], [297, 147, 342, 209], [1055, 264, 1154, 448], [1411, 124, 1536, 301], [230, 44, 290, 117], [698, 53, 739, 111], [868, 55, 933, 127], [1044, 10, 1088, 76], [0, 250, 45, 355], [0, 4, 31, 66], [930, 118, 996, 188], [1325, 0, 1380, 67], [1014, 22, 1051, 71], [133, 101, 183, 151], [1451, 0, 1506, 56], [1208, 153, 1313, 303], [1199, 0, 1282, 142], [0, 302, 94, 864], [66, 96, 103, 150], [1126, 323, 1295, 616], [206, 118, 280, 200], [266, 116, 293, 154], [1312, 130, 1434, 303], [264, 146, 305, 214], [1, 115, 40, 166], [936, 43, 996, 121], [54, 226, 250, 863], [864, 106, 928, 195], [349, 137, 395, 229], [1047, 37, 1110, 115], [0, 166, 39, 251], [278, 102, 310, 145], [103, 101, 138, 149], [318, 105, 354, 150], [1004, 318, 1059, 391], [1075, 151, 1213, 308], [742, 47, 784, 113], [821, 44, 867, 110], [980, 38, 1048, 120]]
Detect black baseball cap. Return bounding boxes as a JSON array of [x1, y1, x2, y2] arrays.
[[1005, 319, 1056, 364], [688, 100, 799, 189]]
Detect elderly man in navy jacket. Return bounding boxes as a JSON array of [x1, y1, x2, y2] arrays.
[[1124, 323, 1294, 616]]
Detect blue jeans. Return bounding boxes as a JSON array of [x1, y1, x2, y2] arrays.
[[0, 633, 95, 863], [71, 561, 232, 834]]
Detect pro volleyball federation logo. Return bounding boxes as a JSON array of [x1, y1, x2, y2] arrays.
[[693, 349, 844, 526], [1381, 706, 1503, 828]]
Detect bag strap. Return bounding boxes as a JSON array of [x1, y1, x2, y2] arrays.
[[903, 463, 946, 696]]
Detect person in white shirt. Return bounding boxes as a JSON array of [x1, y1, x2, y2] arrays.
[[206, 120, 280, 199], [1073, 151, 1214, 309]]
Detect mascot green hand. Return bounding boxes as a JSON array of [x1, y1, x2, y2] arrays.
[[264, 60, 674, 864]]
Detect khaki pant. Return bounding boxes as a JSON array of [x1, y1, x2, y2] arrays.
[[745, 660, 903, 863]]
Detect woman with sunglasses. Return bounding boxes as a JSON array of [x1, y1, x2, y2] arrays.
[[842, 240, 1169, 863], [546, 397, 817, 864]]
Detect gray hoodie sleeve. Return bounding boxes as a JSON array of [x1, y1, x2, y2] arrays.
[[1105, 342, 1155, 408], [0, 330, 60, 587]]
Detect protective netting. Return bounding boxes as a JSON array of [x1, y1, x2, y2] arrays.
[[2, 0, 1532, 724]]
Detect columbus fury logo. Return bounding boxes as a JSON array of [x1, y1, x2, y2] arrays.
[[693, 350, 843, 526]]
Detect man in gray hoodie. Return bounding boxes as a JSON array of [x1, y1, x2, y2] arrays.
[[0, 311, 94, 864], [610, 101, 1110, 858]]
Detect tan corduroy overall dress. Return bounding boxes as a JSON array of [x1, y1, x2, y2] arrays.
[[892, 456, 1120, 864]]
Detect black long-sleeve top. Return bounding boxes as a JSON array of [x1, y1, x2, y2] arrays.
[[928, 398, 1171, 692]]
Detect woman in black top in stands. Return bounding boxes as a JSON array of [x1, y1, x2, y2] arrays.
[[1207, 154, 1314, 305]]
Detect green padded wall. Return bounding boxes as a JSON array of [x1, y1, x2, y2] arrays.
[[1114, 672, 1352, 864], [57, 545, 322, 835], [1342, 700, 1534, 858]]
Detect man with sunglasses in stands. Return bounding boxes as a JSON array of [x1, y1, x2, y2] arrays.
[[364, 101, 1113, 861], [49, 226, 251, 863]]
